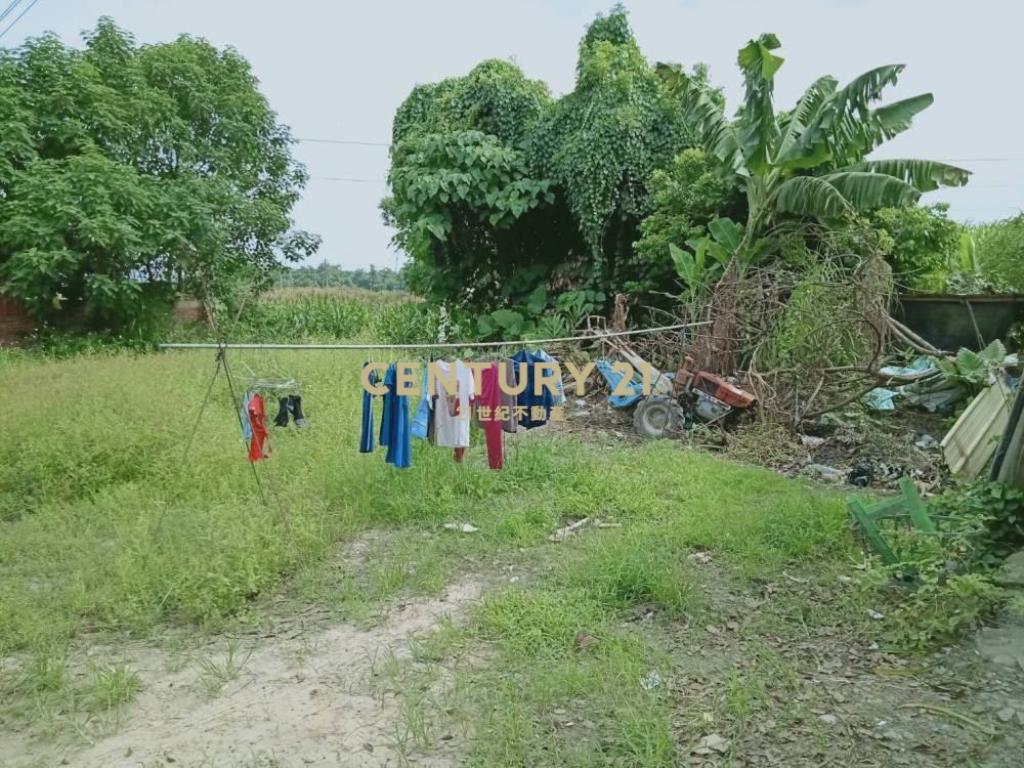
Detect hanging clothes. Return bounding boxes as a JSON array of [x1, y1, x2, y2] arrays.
[[500, 359, 518, 434], [381, 363, 412, 469], [411, 365, 432, 440], [240, 391, 254, 440], [473, 363, 504, 470], [247, 393, 270, 462], [512, 349, 557, 429], [360, 364, 378, 453], [433, 359, 474, 450]]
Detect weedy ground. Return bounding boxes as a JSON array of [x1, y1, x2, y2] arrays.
[[1, 347, 1022, 767]]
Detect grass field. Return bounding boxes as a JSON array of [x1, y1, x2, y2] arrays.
[[1, 343, 1020, 766]]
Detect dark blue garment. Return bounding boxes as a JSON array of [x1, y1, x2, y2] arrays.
[[512, 349, 556, 429], [360, 365, 378, 453], [382, 363, 412, 468]]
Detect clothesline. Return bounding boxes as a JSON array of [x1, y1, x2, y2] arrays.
[[157, 321, 710, 351]]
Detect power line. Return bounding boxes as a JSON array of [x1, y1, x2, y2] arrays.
[[308, 175, 387, 184], [297, 137, 391, 148], [0, 0, 40, 41], [0, 0, 24, 26]]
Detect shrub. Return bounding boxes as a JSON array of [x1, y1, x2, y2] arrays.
[[975, 214, 1024, 291]]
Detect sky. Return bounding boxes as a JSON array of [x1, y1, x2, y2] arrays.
[[6, 0, 1023, 269]]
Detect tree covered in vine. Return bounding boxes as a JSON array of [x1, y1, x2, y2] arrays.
[[383, 5, 702, 313]]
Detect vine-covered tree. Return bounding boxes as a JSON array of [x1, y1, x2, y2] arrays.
[[382, 5, 699, 313], [0, 18, 317, 328]]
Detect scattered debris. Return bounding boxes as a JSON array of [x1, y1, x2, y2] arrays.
[[639, 671, 663, 690], [693, 733, 729, 755], [819, 714, 839, 725], [688, 551, 713, 565], [443, 522, 479, 534], [898, 703, 998, 736], [800, 434, 826, 449], [806, 463, 844, 483], [867, 609, 885, 621], [914, 433, 940, 450], [548, 517, 621, 542]]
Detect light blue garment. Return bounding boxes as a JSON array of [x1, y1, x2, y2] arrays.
[[240, 391, 254, 440], [535, 349, 565, 404], [411, 366, 431, 440]]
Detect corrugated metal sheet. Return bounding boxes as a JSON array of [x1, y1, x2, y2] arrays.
[[942, 379, 1013, 478]]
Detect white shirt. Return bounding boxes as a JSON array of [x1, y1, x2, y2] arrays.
[[433, 360, 474, 448]]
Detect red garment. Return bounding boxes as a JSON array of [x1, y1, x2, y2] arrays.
[[473, 363, 504, 470], [247, 393, 270, 462]]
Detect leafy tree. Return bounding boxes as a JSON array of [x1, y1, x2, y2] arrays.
[[658, 33, 970, 251], [383, 5, 698, 314], [975, 214, 1024, 292], [631, 148, 745, 301], [525, 5, 697, 291], [0, 18, 316, 328], [869, 203, 963, 290]]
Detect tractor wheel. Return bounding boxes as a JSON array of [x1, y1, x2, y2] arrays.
[[633, 396, 682, 440]]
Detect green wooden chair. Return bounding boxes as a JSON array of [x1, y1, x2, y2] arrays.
[[847, 477, 938, 565]]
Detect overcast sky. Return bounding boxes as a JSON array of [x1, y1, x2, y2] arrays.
[[8, 0, 1023, 268]]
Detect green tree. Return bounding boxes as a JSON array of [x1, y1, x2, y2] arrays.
[[382, 5, 699, 314], [0, 18, 317, 328], [658, 33, 970, 252], [869, 203, 963, 290], [631, 148, 744, 301]]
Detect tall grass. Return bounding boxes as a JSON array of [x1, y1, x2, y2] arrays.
[[0, 339, 849, 656]]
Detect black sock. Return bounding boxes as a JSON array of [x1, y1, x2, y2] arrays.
[[274, 396, 291, 427], [290, 395, 306, 428]]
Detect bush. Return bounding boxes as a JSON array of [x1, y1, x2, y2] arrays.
[[975, 214, 1024, 291]]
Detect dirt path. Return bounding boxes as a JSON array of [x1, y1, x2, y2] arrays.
[[10, 579, 483, 768]]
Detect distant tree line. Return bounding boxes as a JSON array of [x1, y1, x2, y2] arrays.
[[274, 262, 406, 292]]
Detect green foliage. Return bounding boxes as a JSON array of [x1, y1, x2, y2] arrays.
[[869, 204, 963, 289], [382, 130, 556, 306], [932, 481, 1024, 558], [876, 570, 1004, 650], [934, 339, 1007, 389], [975, 213, 1024, 291], [0, 18, 317, 329], [759, 261, 873, 370], [274, 262, 406, 292], [659, 34, 970, 249], [384, 6, 700, 314], [526, 6, 696, 287], [631, 148, 744, 301]]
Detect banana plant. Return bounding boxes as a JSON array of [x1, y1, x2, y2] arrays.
[[670, 217, 766, 309], [658, 34, 971, 251]]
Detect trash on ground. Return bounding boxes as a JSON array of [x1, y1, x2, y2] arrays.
[[443, 522, 479, 534]]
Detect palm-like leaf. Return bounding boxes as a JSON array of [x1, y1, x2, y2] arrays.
[[822, 171, 920, 209], [775, 75, 838, 168], [772, 176, 852, 218], [840, 159, 970, 192], [735, 34, 783, 175], [657, 63, 742, 173]]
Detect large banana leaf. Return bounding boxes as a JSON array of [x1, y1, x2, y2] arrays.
[[775, 75, 838, 169], [772, 175, 853, 218], [658, 63, 742, 173], [841, 159, 970, 192], [822, 170, 921, 208], [832, 64, 905, 112], [874, 93, 933, 134], [735, 34, 783, 175]]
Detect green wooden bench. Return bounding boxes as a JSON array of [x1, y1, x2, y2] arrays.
[[847, 477, 938, 564]]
